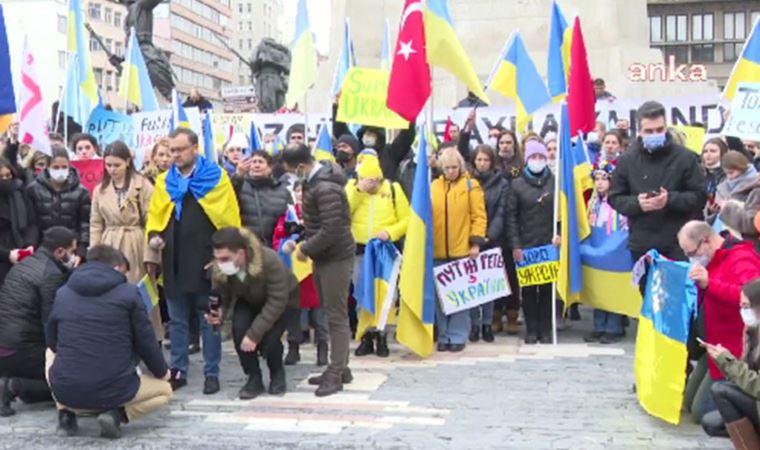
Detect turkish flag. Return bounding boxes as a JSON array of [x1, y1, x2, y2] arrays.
[[386, 0, 431, 122], [567, 17, 596, 137]]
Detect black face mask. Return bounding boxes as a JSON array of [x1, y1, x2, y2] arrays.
[[0, 179, 15, 194], [336, 151, 353, 165]]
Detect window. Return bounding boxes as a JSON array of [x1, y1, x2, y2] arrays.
[[663, 46, 688, 65], [691, 44, 714, 63], [725, 12, 747, 62], [665, 14, 687, 42], [94, 68, 103, 88], [58, 51, 66, 69], [57, 14, 67, 34], [88, 3, 101, 20], [753, 12, 760, 28], [238, 3, 243, 13], [248, 39, 252, 50], [238, 21, 243, 31], [105, 38, 113, 53], [105, 7, 112, 24], [692, 13, 713, 41], [105, 70, 113, 91], [239, 39, 243, 48], [115, 43, 123, 57], [114, 12, 122, 28], [248, 21, 252, 31], [247, 3, 252, 13], [90, 36, 99, 52], [650, 16, 662, 42]]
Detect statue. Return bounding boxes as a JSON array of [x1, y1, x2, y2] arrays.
[[252, 39, 290, 113]]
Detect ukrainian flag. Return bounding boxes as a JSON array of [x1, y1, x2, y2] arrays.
[[355, 239, 402, 340], [118, 27, 159, 112], [0, 4, 15, 134], [285, 0, 318, 109], [313, 123, 335, 162], [332, 18, 356, 96], [380, 19, 392, 71], [488, 33, 550, 134], [276, 206, 312, 282], [723, 17, 760, 101], [398, 125, 436, 357], [172, 89, 209, 160], [202, 112, 216, 162], [137, 274, 159, 311], [249, 120, 263, 153], [424, 0, 489, 105], [557, 103, 590, 307], [546, 0, 572, 101], [63, 0, 99, 124], [635, 250, 697, 425]]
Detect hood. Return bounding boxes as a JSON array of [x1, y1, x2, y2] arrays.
[[356, 126, 387, 149], [311, 161, 348, 186], [472, 169, 501, 189], [211, 227, 264, 286], [36, 166, 83, 193], [66, 262, 127, 297]]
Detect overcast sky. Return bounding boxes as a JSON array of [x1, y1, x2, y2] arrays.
[[282, 0, 332, 55]]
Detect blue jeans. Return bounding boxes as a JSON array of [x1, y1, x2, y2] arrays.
[[167, 292, 221, 378], [593, 309, 623, 335], [469, 301, 495, 327]]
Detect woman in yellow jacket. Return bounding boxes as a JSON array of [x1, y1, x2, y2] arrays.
[[432, 147, 487, 352], [346, 153, 410, 357]]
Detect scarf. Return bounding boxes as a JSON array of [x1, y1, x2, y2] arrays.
[[164, 155, 222, 220], [727, 165, 758, 192]]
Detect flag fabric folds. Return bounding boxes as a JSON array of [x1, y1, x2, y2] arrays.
[[63, 0, 99, 124], [355, 239, 403, 340], [488, 33, 551, 134], [285, 0, 318, 109], [202, 112, 215, 162], [635, 250, 698, 425], [381, 19, 392, 71], [398, 124, 436, 357], [313, 124, 335, 162], [137, 274, 160, 311], [723, 17, 760, 101], [249, 120, 263, 153], [0, 5, 15, 134], [424, 0, 489, 105], [118, 27, 159, 112], [19, 38, 52, 156], [332, 18, 356, 96], [567, 16, 596, 136], [557, 103, 591, 307], [387, 0, 431, 122], [546, 0, 571, 101], [171, 89, 207, 158]]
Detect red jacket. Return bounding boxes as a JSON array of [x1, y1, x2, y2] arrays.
[[704, 237, 760, 379], [271, 205, 320, 309]]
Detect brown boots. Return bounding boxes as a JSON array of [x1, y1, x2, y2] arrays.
[[505, 309, 520, 335], [491, 310, 504, 333], [726, 417, 760, 450]]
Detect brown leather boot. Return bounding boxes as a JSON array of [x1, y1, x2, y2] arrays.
[[505, 309, 520, 335], [315, 370, 343, 397], [726, 417, 760, 450], [491, 310, 504, 333]]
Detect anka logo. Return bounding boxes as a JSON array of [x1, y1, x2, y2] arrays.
[[628, 55, 708, 82]]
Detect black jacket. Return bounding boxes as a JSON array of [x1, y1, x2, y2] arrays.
[[507, 169, 555, 250], [473, 169, 509, 246], [705, 166, 726, 198], [0, 248, 67, 349], [0, 179, 38, 285], [46, 262, 167, 411], [234, 176, 291, 247], [26, 169, 91, 256], [609, 136, 707, 254], [300, 162, 355, 262]]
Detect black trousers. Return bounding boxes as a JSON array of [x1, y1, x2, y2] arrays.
[[712, 381, 760, 426], [232, 302, 294, 376], [497, 246, 521, 311], [521, 283, 553, 338], [0, 346, 52, 403]]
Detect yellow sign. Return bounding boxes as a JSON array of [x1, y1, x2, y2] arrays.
[[516, 262, 559, 287], [337, 67, 409, 130], [673, 125, 706, 155]]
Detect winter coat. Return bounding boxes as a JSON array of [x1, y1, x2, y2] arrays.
[[272, 205, 320, 309], [26, 168, 91, 256], [498, 154, 524, 181], [507, 169, 555, 250], [46, 261, 168, 410], [397, 154, 441, 202], [608, 135, 707, 255], [0, 178, 38, 285], [716, 168, 760, 241], [346, 179, 410, 245], [431, 174, 487, 259], [90, 174, 162, 338], [472, 169, 509, 246], [0, 248, 68, 349], [701, 236, 760, 379], [210, 228, 299, 342], [705, 166, 726, 198], [234, 176, 291, 247], [714, 351, 760, 420], [300, 162, 356, 262]]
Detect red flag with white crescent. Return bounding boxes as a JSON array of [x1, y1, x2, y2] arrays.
[[19, 38, 51, 156]]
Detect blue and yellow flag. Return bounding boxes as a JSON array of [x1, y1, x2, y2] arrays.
[[398, 124, 436, 357], [355, 239, 402, 340], [546, 0, 572, 101], [202, 112, 216, 162], [635, 250, 697, 425], [172, 89, 209, 159], [332, 18, 356, 96], [488, 33, 550, 134], [118, 27, 158, 112], [424, 0, 489, 104], [137, 274, 159, 311], [62, 0, 99, 124], [723, 17, 760, 101], [380, 19, 392, 71], [285, 0, 318, 108], [0, 5, 15, 134], [557, 103, 590, 307], [249, 120, 263, 154], [313, 124, 335, 162]]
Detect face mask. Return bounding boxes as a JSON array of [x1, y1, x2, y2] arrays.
[[49, 168, 69, 182], [689, 255, 710, 268], [642, 133, 667, 152], [362, 135, 377, 148], [586, 132, 600, 144], [62, 253, 76, 270], [335, 151, 352, 164], [217, 261, 239, 276], [547, 160, 557, 173], [741, 307, 758, 327], [0, 179, 14, 194], [488, 137, 499, 148], [527, 159, 547, 174]]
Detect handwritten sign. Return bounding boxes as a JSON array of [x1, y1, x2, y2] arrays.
[[85, 105, 135, 149], [131, 107, 201, 170], [337, 67, 409, 129], [70, 159, 104, 194], [514, 245, 559, 287], [724, 82, 760, 142], [673, 125, 706, 155], [433, 248, 511, 316]]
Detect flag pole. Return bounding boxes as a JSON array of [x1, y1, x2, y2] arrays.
[[551, 104, 565, 346], [121, 29, 134, 112], [303, 92, 309, 146]]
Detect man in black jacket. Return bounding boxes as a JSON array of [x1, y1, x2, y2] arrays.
[[282, 143, 355, 397], [609, 101, 707, 265], [0, 226, 77, 417], [46, 245, 171, 439]]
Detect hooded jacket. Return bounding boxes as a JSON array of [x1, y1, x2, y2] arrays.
[[507, 168, 555, 250], [716, 167, 760, 241], [0, 178, 38, 285], [46, 261, 168, 410], [234, 176, 292, 247], [473, 169, 509, 245], [431, 173, 487, 259]]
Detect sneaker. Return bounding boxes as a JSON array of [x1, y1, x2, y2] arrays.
[[168, 368, 187, 391], [238, 375, 265, 400], [436, 342, 450, 352], [354, 332, 375, 357], [188, 343, 201, 355], [284, 344, 300, 366], [481, 325, 495, 343], [97, 408, 124, 439], [449, 343, 465, 352], [314, 371, 343, 397], [0, 378, 16, 417], [308, 368, 353, 386], [468, 325, 480, 343], [203, 376, 220, 395], [375, 333, 390, 358], [56, 409, 78, 437]]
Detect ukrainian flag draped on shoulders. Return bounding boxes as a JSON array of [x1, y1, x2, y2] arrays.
[[146, 155, 241, 236], [723, 17, 760, 101], [355, 239, 402, 340]]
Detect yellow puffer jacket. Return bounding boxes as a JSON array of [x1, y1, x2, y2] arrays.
[[431, 174, 487, 259], [346, 179, 410, 244]]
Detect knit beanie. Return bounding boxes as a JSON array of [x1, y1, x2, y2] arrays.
[[524, 140, 548, 162]]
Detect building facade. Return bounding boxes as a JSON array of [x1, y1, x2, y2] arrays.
[[229, 0, 284, 87], [85, 0, 128, 108]]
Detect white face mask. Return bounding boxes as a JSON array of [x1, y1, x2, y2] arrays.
[[689, 255, 710, 268], [488, 137, 499, 148], [217, 261, 239, 276], [362, 135, 377, 148], [527, 159, 547, 174], [62, 253, 76, 270], [741, 307, 758, 327], [49, 168, 69, 182], [586, 132, 600, 144]]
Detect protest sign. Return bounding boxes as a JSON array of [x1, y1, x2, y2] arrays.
[[433, 248, 511, 316], [514, 245, 559, 287], [673, 125, 706, 154], [723, 82, 760, 141], [337, 67, 409, 129], [131, 107, 201, 169], [70, 159, 104, 194], [85, 105, 135, 149]]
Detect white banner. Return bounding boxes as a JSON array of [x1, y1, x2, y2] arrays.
[[723, 83, 760, 142], [131, 107, 201, 169], [433, 248, 511, 316]]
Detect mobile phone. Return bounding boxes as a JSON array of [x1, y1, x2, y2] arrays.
[[646, 190, 660, 198]]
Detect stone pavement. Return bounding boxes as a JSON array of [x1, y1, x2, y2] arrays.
[[0, 307, 732, 449]]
